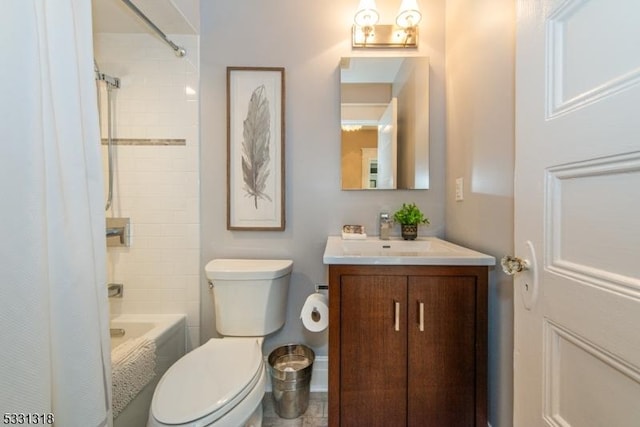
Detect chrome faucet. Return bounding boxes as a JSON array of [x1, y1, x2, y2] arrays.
[[106, 226, 126, 244], [379, 212, 392, 240], [106, 217, 130, 247]]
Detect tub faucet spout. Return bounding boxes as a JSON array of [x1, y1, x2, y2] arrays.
[[108, 283, 123, 298]]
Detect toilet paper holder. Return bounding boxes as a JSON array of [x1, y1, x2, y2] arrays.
[[301, 288, 329, 332], [312, 285, 328, 321]]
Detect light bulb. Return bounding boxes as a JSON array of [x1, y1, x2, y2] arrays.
[[354, 0, 380, 27], [396, 0, 422, 28]]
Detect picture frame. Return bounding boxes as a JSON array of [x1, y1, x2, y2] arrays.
[[227, 67, 285, 230]]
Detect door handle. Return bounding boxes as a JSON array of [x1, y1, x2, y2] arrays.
[[500, 255, 530, 275], [502, 240, 539, 310], [418, 301, 424, 332], [394, 300, 400, 332]]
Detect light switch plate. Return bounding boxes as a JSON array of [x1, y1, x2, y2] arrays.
[[455, 177, 464, 201]]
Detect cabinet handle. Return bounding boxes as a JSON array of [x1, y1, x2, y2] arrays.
[[394, 300, 400, 332], [418, 301, 424, 332]]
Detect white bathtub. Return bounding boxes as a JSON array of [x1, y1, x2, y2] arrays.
[[110, 314, 186, 427]]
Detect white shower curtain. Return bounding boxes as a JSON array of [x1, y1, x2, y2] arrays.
[[0, 1, 111, 426]]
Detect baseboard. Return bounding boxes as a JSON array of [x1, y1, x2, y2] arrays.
[[264, 355, 328, 392]]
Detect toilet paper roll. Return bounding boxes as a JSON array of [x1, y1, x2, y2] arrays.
[[300, 293, 329, 332]]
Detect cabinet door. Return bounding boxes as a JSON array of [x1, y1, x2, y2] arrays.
[[408, 276, 477, 426], [340, 275, 407, 427]]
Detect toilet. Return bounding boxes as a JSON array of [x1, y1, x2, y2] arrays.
[[147, 259, 293, 427]]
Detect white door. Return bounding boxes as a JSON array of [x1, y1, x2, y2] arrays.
[[377, 98, 397, 189], [514, 0, 640, 425]]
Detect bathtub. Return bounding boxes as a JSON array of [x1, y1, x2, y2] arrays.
[[110, 314, 186, 427]]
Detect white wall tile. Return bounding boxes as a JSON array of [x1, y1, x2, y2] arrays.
[[96, 33, 200, 335]]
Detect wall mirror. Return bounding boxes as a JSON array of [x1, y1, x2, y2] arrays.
[[340, 56, 429, 190]]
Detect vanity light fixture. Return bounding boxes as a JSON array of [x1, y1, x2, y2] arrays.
[[352, 0, 421, 48]]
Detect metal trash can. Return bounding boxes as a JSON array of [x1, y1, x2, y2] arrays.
[[268, 344, 315, 419]]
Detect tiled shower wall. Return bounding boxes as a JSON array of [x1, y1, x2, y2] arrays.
[[94, 33, 200, 349]]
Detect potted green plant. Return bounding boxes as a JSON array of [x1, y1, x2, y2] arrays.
[[393, 202, 430, 240]]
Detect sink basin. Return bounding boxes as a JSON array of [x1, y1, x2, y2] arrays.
[[323, 236, 495, 266]]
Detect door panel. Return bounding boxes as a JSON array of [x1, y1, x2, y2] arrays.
[[407, 276, 476, 426], [340, 275, 407, 427], [544, 320, 640, 426], [546, 156, 640, 294], [547, 0, 640, 117]]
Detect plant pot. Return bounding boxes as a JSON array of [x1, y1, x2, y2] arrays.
[[401, 224, 418, 240]]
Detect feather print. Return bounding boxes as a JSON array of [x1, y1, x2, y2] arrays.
[[241, 85, 272, 209]]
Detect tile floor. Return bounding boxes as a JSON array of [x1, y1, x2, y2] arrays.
[[262, 392, 328, 427]]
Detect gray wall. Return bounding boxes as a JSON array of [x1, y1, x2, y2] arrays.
[[445, 0, 515, 426], [199, 0, 446, 356], [199, 1, 515, 426]]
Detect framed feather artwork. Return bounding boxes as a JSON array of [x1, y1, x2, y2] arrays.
[[227, 67, 285, 230]]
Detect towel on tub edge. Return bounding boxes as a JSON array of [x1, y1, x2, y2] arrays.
[[111, 336, 157, 418]]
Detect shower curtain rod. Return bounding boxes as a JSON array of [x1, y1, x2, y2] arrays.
[[120, 0, 187, 57]]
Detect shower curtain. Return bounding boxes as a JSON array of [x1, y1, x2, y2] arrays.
[[0, 1, 111, 426]]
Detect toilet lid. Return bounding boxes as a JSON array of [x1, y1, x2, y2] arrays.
[[152, 338, 263, 425]]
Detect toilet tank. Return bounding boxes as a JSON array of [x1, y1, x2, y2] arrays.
[[205, 259, 293, 336]]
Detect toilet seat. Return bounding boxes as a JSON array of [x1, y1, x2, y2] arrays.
[[150, 337, 264, 426]]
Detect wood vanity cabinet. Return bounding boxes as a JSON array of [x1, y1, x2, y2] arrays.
[[328, 264, 487, 427]]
